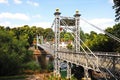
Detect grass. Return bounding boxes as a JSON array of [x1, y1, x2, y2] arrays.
[[0, 75, 27, 80], [48, 70, 77, 80], [48, 74, 77, 80]]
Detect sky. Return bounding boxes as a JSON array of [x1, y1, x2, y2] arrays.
[[0, 0, 117, 33]]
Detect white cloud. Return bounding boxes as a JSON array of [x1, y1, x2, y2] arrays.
[[0, 12, 30, 21], [89, 18, 113, 25], [26, 0, 39, 7], [31, 22, 51, 28], [109, 0, 114, 4], [13, 0, 22, 4], [80, 18, 115, 33], [32, 14, 41, 18], [0, 21, 51, 28], [0, 20, 30, 28], [0, 0, 8, 4], [0, 21, 11, 27]]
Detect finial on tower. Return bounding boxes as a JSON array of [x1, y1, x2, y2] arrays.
[[54, 8, 61, 16], [76, 9, 79, 14], [56, 8, 59, 12], [74, 9, 81, 17]]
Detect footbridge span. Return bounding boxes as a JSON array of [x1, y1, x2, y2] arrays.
[[37, 9, 120, 80]]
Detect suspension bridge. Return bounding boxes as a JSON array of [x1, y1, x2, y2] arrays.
[[36, 9, 120, 80]]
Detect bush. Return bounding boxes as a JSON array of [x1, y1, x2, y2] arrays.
[[0, 53, 22, 76], [67, 43, 73, 50], [47, 62, 54, 72], [0, 75, 27, 80], [23, 61, 41, 71]]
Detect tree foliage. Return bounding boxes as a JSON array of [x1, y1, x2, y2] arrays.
[[84, 23, 120, 52], [44, 28, 54, 41], [83, 31, 111, 52], [113, 0, 120, 22], [60, 32, 73, 42], [106, 23, 120, 52], [67, 43, 73, 50], [0, 25, 51, 76], [0, 30, 33, 76]]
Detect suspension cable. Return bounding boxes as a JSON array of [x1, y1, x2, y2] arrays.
[[51, 19, 55, 28], [105, 68, 118, 80], [81, 18, 120, 43]]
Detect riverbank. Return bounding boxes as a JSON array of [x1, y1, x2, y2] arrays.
[[0, 72, 52, 80], [0, 75, 27, 80], [26, 72, 52, 80]]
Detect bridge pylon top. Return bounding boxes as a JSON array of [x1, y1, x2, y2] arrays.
[[74, 9, 81, 17], [54, 8, 61, 16], [56, 8, 59, 12]]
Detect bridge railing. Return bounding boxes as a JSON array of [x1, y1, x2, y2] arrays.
[[57, 51, 100, 70], [57, 51, 120, 69], [37, 43, 120, 71]]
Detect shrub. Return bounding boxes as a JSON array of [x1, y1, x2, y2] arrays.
[[47, 62, 54, 72], [23, 61, 41, 72], [67, 43, 73, 50]]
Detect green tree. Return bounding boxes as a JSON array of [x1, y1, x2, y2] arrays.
[[63, 32, 73, 42], [0, 26, 5, 30], [83, 31, 112, 52], [0, 30, 33, 76], [80, 29, 86, 42], [11, 25, 45, 46], [106, 23, 120, 52], [44, 28, 54, 41], [83, 23, 120, 52], [64, 33, 70, 41], [67, 43, 73, 50], [60, 32, 65, 41]]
